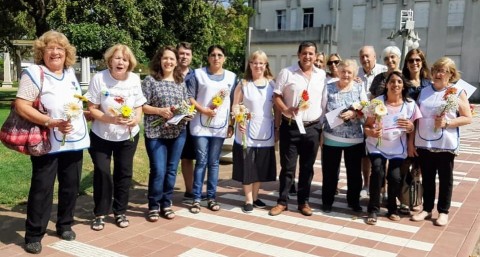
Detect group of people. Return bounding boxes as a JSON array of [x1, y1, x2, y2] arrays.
[[14, 30, 472, 255]]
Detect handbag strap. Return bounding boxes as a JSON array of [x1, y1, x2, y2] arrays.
[[33, 66, 46, 113]]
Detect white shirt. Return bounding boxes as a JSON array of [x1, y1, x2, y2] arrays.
[[274, 63, 327, 122], [358, 64, 387, 99], [86, 70, 146, 141]]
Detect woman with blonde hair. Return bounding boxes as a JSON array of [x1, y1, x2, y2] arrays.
[[16, 30, 90, 254], [411, 57, 472, 226], [86, 44, 146, 231], [232, 50, 280, 213]]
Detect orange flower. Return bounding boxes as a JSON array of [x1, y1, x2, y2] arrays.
[[443, 88, 457, 100]]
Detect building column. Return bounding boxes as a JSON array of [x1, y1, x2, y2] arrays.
[[2, 51, 13, 88]]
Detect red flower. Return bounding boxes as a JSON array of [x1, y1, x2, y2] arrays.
[[114, 96, 125, 104], [443, 88, 457, 100], [301, 90, 309, 101]]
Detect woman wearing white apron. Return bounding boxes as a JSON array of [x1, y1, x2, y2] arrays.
[[187, 45, 236, 213], [364, 71, 421, 225], [411, 57, 472, 226], [231, 50, 280, 213]]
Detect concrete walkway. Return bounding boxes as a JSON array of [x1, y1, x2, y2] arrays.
[[1, 116, 480, 256]]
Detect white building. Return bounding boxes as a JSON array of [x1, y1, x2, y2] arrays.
[[248, 0, 480, 99]]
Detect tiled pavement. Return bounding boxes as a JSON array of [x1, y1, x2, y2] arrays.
[[1, 117, 480, 256]]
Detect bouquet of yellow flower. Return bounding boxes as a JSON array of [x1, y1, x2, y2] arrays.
[[349, 100, 369, 118], [365, 99, 387, 147], [151, 100, 196, 127], [62, 96, 85, 146], [109, 96, 135, 141], [231, 103, 252, 149], [435, 87, 458, 132], [206, 88, 229, 126]]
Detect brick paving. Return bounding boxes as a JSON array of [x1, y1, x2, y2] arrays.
[[1, 114, 480, 256]]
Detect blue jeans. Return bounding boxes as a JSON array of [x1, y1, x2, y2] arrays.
[[192, 136, 225, 202], [145, 129, 186, 210]]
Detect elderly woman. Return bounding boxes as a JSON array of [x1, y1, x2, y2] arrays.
[[86, 44, 146, 231], [15, 31, 90, 254], [142, 46, 189, 221], [321, 59, 367, 213], [231, 50, 280, 213], [187, 45, 236, 214], [364, 71, 421, 225], [369, 46, 401, 98], [326, 53, 342, 84], [411, 57, 472, 226]]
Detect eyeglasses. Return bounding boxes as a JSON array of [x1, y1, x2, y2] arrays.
[[250, 62, 266, 66], [433, 69, 450, 75], [45, 47, 65, 53], [327, 60, 340, 66], [209, 53, 224, 58], [407, 58, 422, 64]]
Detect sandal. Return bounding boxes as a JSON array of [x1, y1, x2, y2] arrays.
[[207, 200, 220, 211], [388, 213, 401, 221], [91, 216, 105, 231], [366, 212, 377, 225], [161, 207, 176, 220], [190, 201, 201, 214], [115, 214, 129, 228], [147, 210, 160, 222]]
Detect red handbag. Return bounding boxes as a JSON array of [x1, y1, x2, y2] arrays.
[[0, 67, 51, 156]]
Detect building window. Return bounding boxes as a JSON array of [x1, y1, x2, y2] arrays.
[[303, 8, 314, 28], [277, 10, 286, 30], [414, 2, 429, 28], [352, 5, 366, 30], [381, 4, 397, 29], [448, 0, 465, 27]]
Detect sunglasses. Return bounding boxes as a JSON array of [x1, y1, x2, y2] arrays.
[[327, 60, 340, 66], [407, 58, 422, 64]]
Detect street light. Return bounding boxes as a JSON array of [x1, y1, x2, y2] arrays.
[[387, 9, 421, 68]]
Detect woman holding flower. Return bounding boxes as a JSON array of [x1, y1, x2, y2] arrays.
[[141, 46, 190, 221], [321, 59, 367, 213], [15, 31, 90, 254], [187, 45, 236, 213], [86, 44, 146, 231], [411, 57, 472, 226], [231, 50, 280, 213], [364, 71, 421, 225]]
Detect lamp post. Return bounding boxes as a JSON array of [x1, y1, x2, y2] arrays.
[[387, 9, 421, 68]]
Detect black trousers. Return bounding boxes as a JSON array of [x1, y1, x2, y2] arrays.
[[368, 154, 403, 214], [277, 121, 321, 206], [417, 148, 454, 214], [89, 132, 139, 217], [25, 151, 83, 244], [322, 143, 363, 207]]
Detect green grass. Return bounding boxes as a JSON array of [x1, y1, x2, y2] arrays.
[[0, 88, 151, 207]]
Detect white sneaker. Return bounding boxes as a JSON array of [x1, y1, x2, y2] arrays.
[[435, 213, 449, 226], [411, 211, 432, 221]]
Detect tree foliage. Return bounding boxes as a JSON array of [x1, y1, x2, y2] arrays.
[[0, 0, 252, 74]]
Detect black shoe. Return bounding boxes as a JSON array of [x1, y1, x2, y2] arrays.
[[322, 205, 332, 213], [289, 184, 297, 196], [57, 230, 76, 241], [253, 199, 267, 209], [242, 203, 253, 213], [25, 242, 42, 254], [350, 205, 363, 213]]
